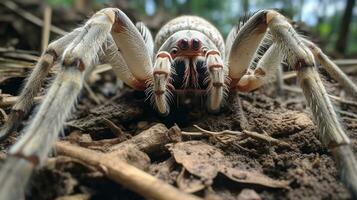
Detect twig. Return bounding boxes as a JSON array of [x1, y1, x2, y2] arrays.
[[333, 59, 357, 66], [83, 82, 101, 105], [41, 5, 52, 52], [283, 85, 302, 93], [92, 64, 112, 75], [0, 48, 39, 62], [0, 95, 43, 108], [329, 95, 357, 107], [0, 1, 67, 36], [182, 125, 290, 148], [56, 142, 202, 200], [0, 108, 7, 121], [109, 124, 182, 154], [337, 110, 357, 119], [55, 124, 198, 200], [282, 86, 357, 108]]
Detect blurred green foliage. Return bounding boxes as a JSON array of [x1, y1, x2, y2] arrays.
[[46, 0, 357, 55], [47, 0, 73, 6]]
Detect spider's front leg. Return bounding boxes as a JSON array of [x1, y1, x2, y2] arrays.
[[226, 10, 357, 197], [0, 28, 82, 140], [150, 51, 173, 115], [0, 8, 153, 199], [205, 50, 226, 112]]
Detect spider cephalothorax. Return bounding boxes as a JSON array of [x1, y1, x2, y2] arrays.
[[149, 16, 228, 115], [0, 8, 357, 199]]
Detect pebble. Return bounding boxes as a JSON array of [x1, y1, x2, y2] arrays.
[[237, 189, 261, 200]]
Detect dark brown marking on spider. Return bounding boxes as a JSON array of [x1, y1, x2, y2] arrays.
[[12, 109, 25, 119], [112, 10, 126, 33], [45, 48, 58, 61], [0, 109, 25, 140], [294, 59, 310, 71], [41, 56, 54, 70], [315, 51, 324, 62], [212, 82, 223, 87], [230, 78, 240, 89], [63, 58, 85, 71], [11, 153, 39, 166], [77, 59, 85, 71], [38, 49, 58, 70], [255, 11, 268, 33], [154, 90, 165, 95]]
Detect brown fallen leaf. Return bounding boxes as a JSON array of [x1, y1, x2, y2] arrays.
[[169, 141, 290, 191]]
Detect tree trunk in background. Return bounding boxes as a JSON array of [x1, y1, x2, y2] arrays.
[[242, 0, 249, 13], [336, 0, 355, 55]]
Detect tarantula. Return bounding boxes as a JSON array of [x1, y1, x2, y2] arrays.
[[1, 8, 357, 199]]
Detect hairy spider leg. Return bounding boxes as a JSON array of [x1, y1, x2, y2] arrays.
[[0, 8, 154, 199], [226, 10, 357, 197]]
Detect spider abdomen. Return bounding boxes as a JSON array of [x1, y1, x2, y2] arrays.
[[154, 16, 225, 56]]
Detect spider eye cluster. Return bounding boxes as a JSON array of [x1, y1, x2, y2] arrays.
[[178, 39, 190, 50], [169, 37, 207, 58]]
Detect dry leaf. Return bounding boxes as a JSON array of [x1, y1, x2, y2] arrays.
[[169, 141, 290, 191]]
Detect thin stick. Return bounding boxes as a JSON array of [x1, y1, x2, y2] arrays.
[[0, 1, 67, 36], [0, 108, 7, 121], [329, 95, 357, 107], [0, 95, 43, 108], [56, 142, 202, 200], [337, 110, 357, 119], [283, 71, 297, 80], [41, 5, 52, 52], [282, 86, 357, 108], [333, 59, 357, 66], [184, 125, 290, 148], [83, 82, 101, 105]]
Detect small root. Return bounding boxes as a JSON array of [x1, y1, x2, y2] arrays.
[[182, 125, 291, 148]]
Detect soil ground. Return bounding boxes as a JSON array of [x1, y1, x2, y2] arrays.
[[0, 67, 356, 200]]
